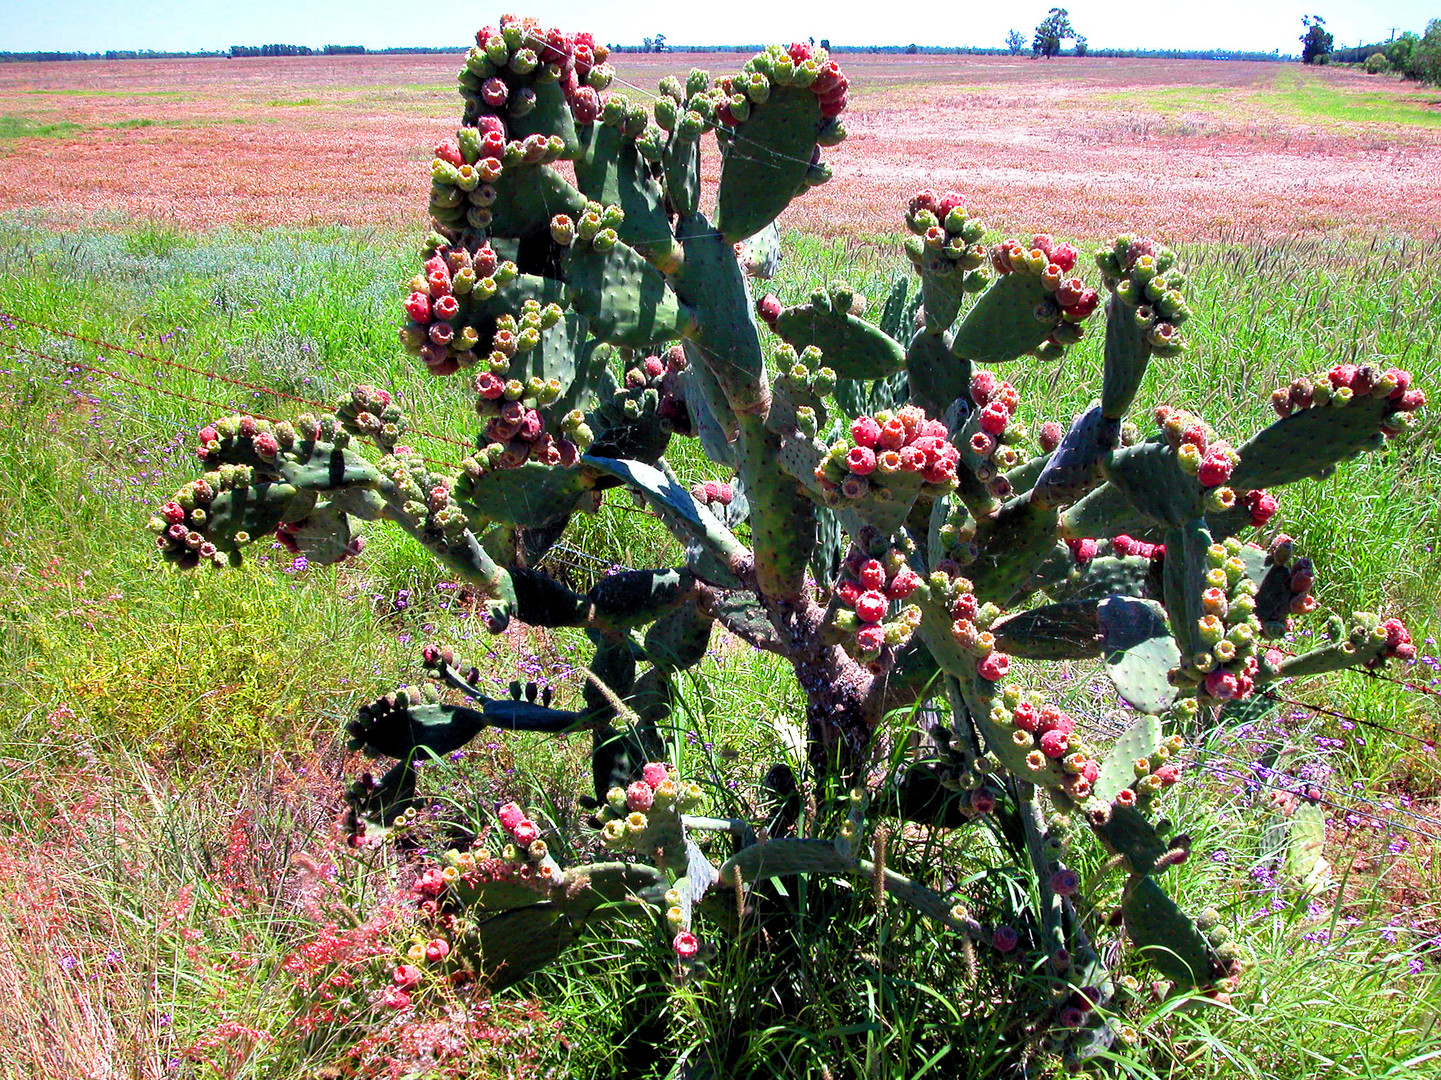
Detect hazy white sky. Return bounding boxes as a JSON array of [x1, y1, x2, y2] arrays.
[[0, 0, 1433, 54]]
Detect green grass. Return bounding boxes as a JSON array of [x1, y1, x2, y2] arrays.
[[0, 113, 84, 139], [1265, 66, 1441, 128], [1099, 66, 1441, 129], [0, 218, 1439, 1078]]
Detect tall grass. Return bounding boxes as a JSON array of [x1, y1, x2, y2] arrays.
[[0, 218, 1439, 1077]]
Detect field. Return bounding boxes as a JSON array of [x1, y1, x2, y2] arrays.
[[2, 45, 1441, 1080], [3, 53, 1441, 236]]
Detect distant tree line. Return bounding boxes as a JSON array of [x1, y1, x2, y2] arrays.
[[0, 41, 1294, 64], [0, 49, 225, 62], [1328, 20, 1441, 84]]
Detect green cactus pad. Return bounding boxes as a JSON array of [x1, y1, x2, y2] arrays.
[[589, 568, 696, 628], [663, 136, 701, 217], [327, 486, 388, 521], [485, 163, 587, 241], [469, 862, 667, 991], [990, 600, 1103, 660], [1031, 405, 1119, 510], [494, 76, 580, 158], [673, 211, 768, 415], [1161, 519, 1213, 662], [346, 696, 474, 759], [1261, 799, 1330, 894], [1094, 713, 1163, 804], [715, 84, 825, 243], [1094, 805, 1172, 876], [914, 598, 1070, 788], [285, 503, 356, 565], [681, 354, 739, 466], [456, 461, 592, 529], [565, 241, 694, 348], [1102, 441, 1204, 528], [1101, 291, 1152, 420], [1231, 392, 1400, 490], [970, 496, 1061, 606], [905, 326, 970, 419], [950, 271, 1056, 364], [447, 873, 555, 915], [771, 296, 906, 381], [277, 441, 383, 491], [574, 123, 676, 260], [1056, 480, 1152, 542], [718, 838, 857, 883], [1122, 875, 1221, 989], [1098, 596, 1180, 714], [644, 605, 715, 673], [202, 483, 314, 552], [346, 759, 416, 828], [708, 591, 781, 652], [1046, 553, 1162, 604]]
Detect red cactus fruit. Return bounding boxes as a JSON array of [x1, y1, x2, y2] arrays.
[[846, 445, 877, 475], [979, 401, 1010, 436], [673, 930, 699, 958], [511, 818, 540, 845], [858, 559, 886, 591], [1036, 706, 1073, 737], [1012, 702, 1039, 733], [977, 651, 1011, 682], [878, 417, 908, 451], [434, 139, 464, 167], [1066, 538, 1097, 564], [1204, 669, 1239, 699], [854, 590, 888, 624], [1050, 869, 1080, 897], [481, 77, 509, 106], [886, 567, 922, 600], [970, 370, 999, 404], [1242, 489, 1277, 526], [992, 925, 1019, 952], [497, 801, 525, 831], [626, 781, 654, 812], [1197, 452, 1233, 487], [424, 938, 451, 963], [970, 788, 997, 814], [856, 624, 886, 652], [404, 293, 432, 323], [1037, 420, 1063, 453], [850, 415, 881, 448], [1039, 729, 1070, 758]]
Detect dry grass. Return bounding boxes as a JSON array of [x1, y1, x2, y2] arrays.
[[2, 53, 1440, 238]]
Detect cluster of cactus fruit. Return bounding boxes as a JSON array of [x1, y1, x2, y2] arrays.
[[149, 12, 1427, 1070]]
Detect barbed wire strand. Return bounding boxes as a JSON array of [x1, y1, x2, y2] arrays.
[[0, 338, 463, 474], [0, 314, 479, 455]]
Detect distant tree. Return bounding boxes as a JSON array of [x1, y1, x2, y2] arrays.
[[1032, 8, 1074, 59], [820, 38, 830, 50], [1386, 31, 1418, 73], [1073, 33, 1088, 57], [1006, 29, 1026, 55], [1300, 15, 1333, 64], [1363, 50, 1390, 74], [1408, 19, 1441, 84]]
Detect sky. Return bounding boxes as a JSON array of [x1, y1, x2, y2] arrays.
[[0, 0, 1434, 55]]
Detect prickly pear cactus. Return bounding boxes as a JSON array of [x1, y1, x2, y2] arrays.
[[149, 12, 1426, 1070]]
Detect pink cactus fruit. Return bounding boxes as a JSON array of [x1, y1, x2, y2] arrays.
[[626, 781, 655, 812], [673, 930, 699, 958]]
